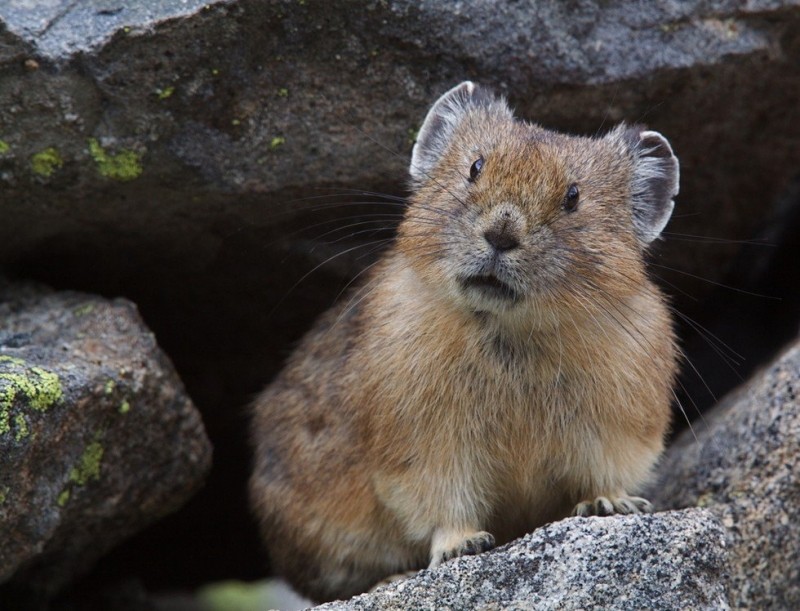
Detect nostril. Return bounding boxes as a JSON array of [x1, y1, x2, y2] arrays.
[[484, 228, 520, 252]]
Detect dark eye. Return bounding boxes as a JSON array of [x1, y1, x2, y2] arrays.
[[469, 157, 484, 182], [563, 183, 579, 212]]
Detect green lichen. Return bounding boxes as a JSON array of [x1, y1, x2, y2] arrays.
[[270, 136, 285, 149], [0, 360, 63, 438], [87, 138, 143, 181], [73, 303, 95, 317], [14, 413, 29, 441], [104, 379, 116, 395], [156, 86, 175, 100], [69, 440, 104, 486], [199, 580, 276, 611], [0, 140, 10, 154], [30, 147, 63, 177], [0, 487, 7, 505], [231, 118, 241, 126], [57, 489, 70, 507], [277, 88, 289, 97], [119, 399, 131, 414], [0, 356, 25, 366], [696, 493, 714, 508]]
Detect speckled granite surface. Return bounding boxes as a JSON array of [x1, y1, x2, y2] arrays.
[[650, 339, 800, 609], [317, 509, 728, 611]]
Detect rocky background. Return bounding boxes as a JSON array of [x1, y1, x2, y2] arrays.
[[0, 0, 798, 609]]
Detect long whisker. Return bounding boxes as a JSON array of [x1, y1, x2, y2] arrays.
[[661, 231, 775, 247], [596, 257, 745, 369], [350, 124, 472, 212], [580, 279, 708, 431], [648, 262, 781, 300], [267, 239, 404, 317]]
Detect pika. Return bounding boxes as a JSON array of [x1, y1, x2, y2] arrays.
[[249, 82, 679, 602]]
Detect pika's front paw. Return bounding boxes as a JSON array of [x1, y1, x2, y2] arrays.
[[572, 495, 653, 517], [429, 530, 495, 568]]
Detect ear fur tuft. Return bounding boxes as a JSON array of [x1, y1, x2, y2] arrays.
[[619, 127, 680, 244], [410, 82, 511, 185]]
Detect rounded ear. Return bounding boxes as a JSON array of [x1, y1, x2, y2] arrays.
[[625, 128, 680, 244], [410, 81, 511, 185]]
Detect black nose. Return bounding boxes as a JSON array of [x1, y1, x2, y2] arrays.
[[484, 227, 520, 252]]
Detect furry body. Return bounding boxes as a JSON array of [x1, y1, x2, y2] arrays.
[[250, 82, 679, 602]]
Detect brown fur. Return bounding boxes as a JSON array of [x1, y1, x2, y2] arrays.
[[249, 83, 679, 602]]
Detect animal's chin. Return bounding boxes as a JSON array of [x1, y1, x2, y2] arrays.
[[458, 274, 521, 306]]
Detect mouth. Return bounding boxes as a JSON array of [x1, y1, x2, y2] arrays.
[[459, 274, 520, 303]]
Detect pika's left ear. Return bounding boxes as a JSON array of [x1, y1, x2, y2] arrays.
[[616, 127, 680, 244]]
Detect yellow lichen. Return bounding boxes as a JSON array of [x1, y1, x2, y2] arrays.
[[73, 303, 95, 317], [57, 489, 70, 507], [30, 147, 63, 177], [69, 440, 104, 486], [13, 414, 29, 441], [0, 359, 63, 438], [156, 86, 175, 100], [87, 138, 143, 181]]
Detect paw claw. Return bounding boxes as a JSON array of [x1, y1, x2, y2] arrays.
[[594, 496, 614, 516], [572, 501, 592, 517], [628, 496, 654, 513], [430, 531, 495, 567], [573, 494, 654, 517]]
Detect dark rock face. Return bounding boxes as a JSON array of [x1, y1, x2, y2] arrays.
[[650, 338, 800, 609], [0, 282, 211, 601], [316, 509, 729, 611], [0, 0, 798, 599]]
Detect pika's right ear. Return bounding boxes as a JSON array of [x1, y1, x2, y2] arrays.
[[410, 81, 511, 184]]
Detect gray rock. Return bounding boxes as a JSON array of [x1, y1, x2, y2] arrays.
[[0, 0, 798, 590], [315, 509, 729, 611], [0, 0, 797, 292], [0, 282, 211, 598], [650, 338, 800, 609], [0, 0, 215, 60]]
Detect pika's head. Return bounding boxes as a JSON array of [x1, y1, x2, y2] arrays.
[[398, 81, 679, 321]]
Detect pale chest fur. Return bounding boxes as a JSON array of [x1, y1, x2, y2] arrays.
[[360, 263, 669, 539]]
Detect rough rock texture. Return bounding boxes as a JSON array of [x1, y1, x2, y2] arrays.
[[316, 509, 729, 611], [0, 0, 798, 592], [649, 338, 800, 609], [0, 281, 211, 601]]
